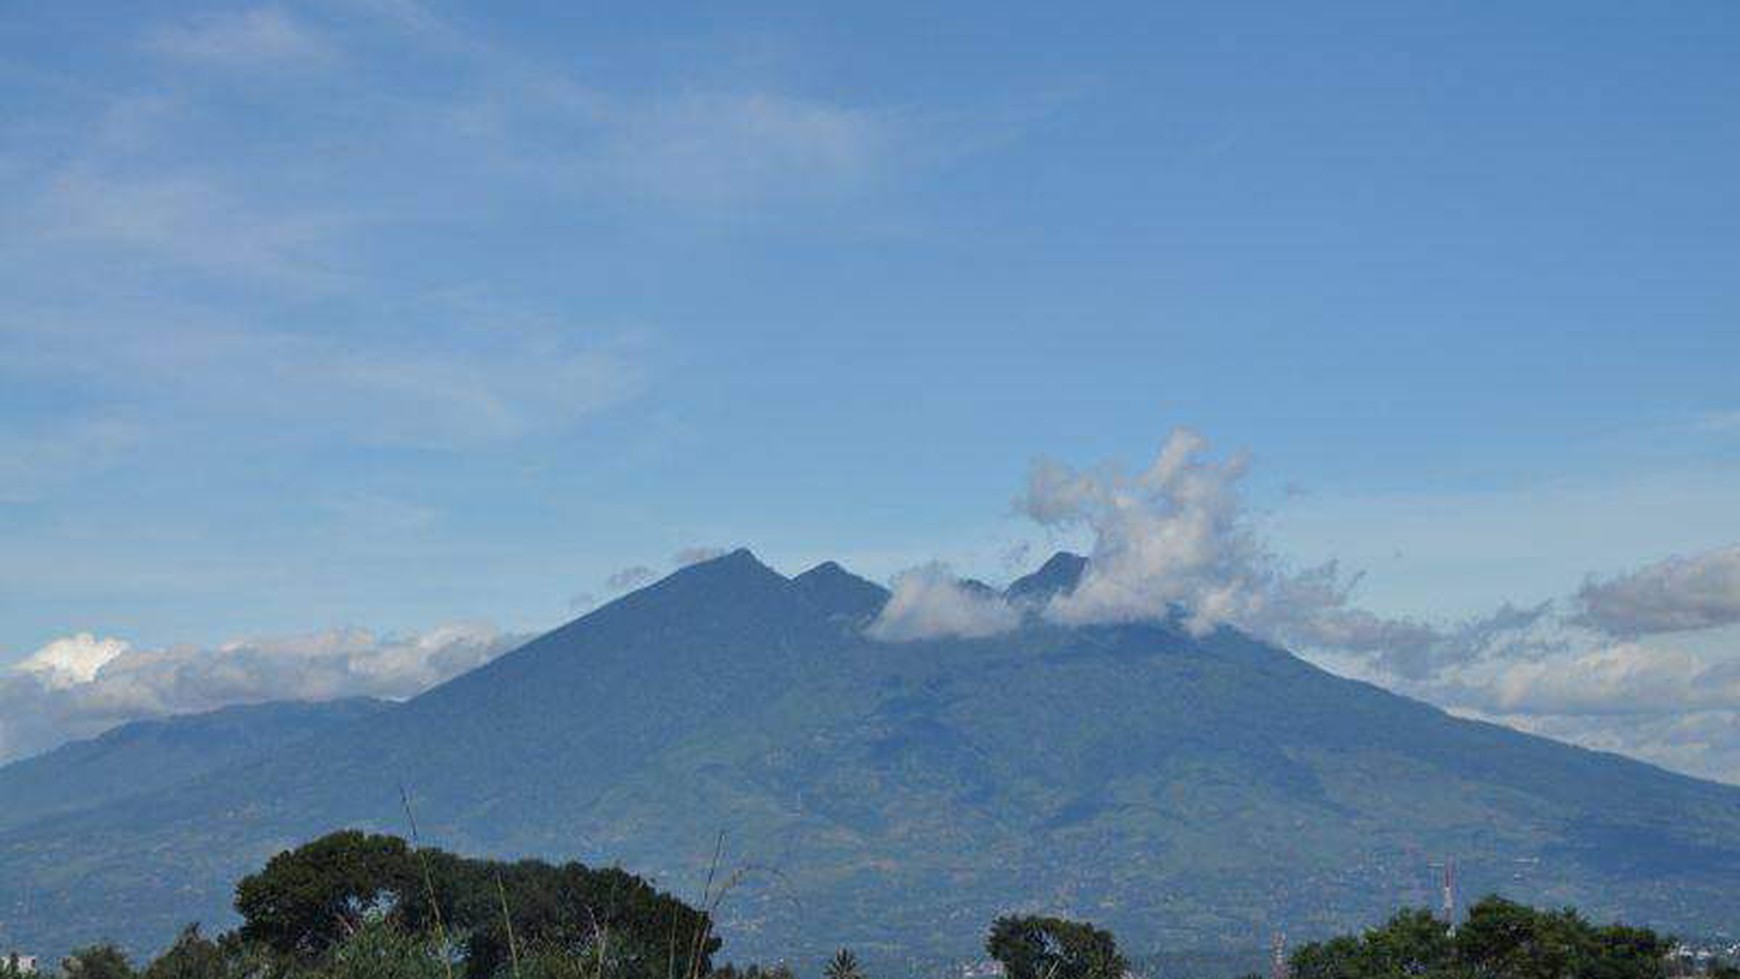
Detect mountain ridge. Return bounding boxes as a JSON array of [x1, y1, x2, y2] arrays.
[[0, 697, 391, 833], [1, 549, 1736, 969]]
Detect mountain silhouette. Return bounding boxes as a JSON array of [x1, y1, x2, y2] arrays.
[[1, 550, 1736, 970]]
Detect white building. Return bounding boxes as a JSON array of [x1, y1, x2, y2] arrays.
[[3, 953, 36, 975]]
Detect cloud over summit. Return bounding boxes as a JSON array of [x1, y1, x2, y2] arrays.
[[867, 564, 1021, 642], [861, 426, 1740, 783]]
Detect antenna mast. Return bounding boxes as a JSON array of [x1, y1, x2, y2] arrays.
[[1440, 857, 1457, 926]]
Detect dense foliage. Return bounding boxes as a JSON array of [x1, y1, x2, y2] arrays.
[[17, 827, 1732, 979], [1289, 897, 1683, 979], [985, 915, 1126, 979], [230, 831, 720, 979]]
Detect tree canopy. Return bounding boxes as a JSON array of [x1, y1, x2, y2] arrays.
[[1290, 896, 1674, 979], [986, 915, 1127, 979], [232, 830, 718, 979]]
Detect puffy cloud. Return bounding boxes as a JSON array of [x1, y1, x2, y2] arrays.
[[1575, 544, 1740, 637], [0, 624, 522, 763], [1021, 428, 1270, 632], [14, 633, 130, 689], [868, 564, 1020, 642], [1018, 428, 1439, 659]]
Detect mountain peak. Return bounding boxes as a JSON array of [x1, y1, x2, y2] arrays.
[[588, 547, 793, 623], [669, 547, 784, 582], [1005, 551, 1088, 603], [793, 560, 890, 623]]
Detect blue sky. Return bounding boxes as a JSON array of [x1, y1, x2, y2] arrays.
[[3, 2, 1739, 772]]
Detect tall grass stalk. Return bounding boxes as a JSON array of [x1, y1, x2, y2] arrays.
[[399, 785, 457, 979], [495, 870, 522, 979]]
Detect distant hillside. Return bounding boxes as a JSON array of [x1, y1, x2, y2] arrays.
[[1, 551, 1737, 970], [0, 698, 390, 832]]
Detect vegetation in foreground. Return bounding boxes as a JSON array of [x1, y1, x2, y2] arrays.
[[4, 830, 1730, 979]]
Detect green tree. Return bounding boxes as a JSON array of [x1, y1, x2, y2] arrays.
[[823, 949, 863, 979], [234, 831, 417, 960], [986, 916, 1127, 979], [63, 945, 137, 979], [1581, 922, 1669, 979], [319, 918, 447, 979], [231, 830, 718, 979], [142, 925, 229, 979], [1454, 898, 1579, 979], [1290, 896, 1669, 979], [1289, 934, 1372, 979]]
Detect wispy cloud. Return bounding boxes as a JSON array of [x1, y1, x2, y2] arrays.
[[605, 565, 658, 592], [0, 414, 145, 504], [1575, 544, 1740, 637], [145, 8, 334, 68], [33, 166, 343, 284], [672, 546, 729, 567]]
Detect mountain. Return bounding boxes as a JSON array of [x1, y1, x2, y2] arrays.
[[1005, 551, 1087, 604], [0, 697, 390, 833], [2, 550, 1738, 971]]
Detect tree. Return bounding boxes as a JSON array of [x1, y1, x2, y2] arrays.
[[230, 830, 718, 979], [1290, 896, 1670, 979], [63, 945, 136, 979], [320, 918, 447, 979], [986, 916, 1127, 979], [234, 831, 417, 960], [142, 925, 229, 979], [824, 948, 864, 979]]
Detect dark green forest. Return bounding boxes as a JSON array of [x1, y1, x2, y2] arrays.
[[3, 830, 1727, 979]]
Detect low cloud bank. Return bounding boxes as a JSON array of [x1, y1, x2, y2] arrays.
[[0, 624, 522, 763]]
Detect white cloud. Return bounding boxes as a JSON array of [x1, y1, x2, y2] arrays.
[[14, 633, 131, 689], [146, 8, 333, 67], [0, 623, 522, 763], [1459, 642, 1740, 717], [1576, 544, 1740, 637], [1017, 428, 1439, 659], [868, 563, 1019, 642]]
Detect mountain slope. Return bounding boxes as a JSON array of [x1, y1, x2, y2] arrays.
[[1, 551, 1736, 968], [0, 697, 391, 833]]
